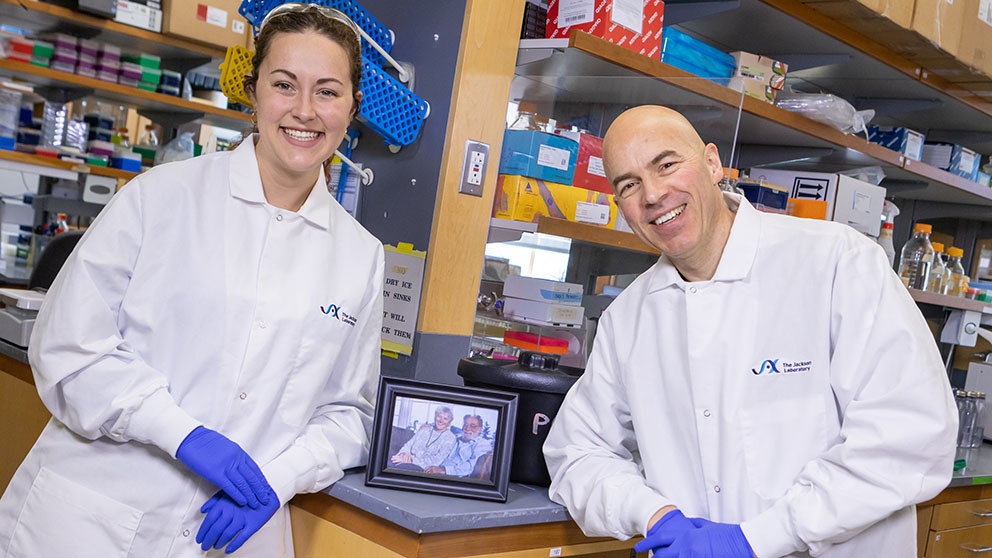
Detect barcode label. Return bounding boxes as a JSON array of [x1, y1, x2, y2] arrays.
[[575, 201, 609, 224], [558, 0, 593, 26], [538, 144, 571, 171]]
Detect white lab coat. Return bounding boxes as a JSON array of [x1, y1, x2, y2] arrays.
[[0, 137, 384, 558], [544, 194, 957, 558]]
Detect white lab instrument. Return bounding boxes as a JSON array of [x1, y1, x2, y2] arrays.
[[0, 288, 44, 347], [965, 360, 992, 441]]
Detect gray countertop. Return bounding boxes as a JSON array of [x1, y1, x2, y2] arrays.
[[322, 470, 570, 534], [952, 442, 992, 487]]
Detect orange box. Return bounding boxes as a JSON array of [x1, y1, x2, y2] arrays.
[[787, 198, 829, 220], [546, 0, 664, 59]]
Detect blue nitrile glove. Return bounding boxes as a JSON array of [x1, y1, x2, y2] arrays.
[[653, 517, 754, 558], [634, 510, 698, 553], [176, 426, 272, 510], [196, 489, 279, 553]]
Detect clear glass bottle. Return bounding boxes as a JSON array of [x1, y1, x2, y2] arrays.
[[897, 223, 935, 290], [115, 127, 131, 148], [946, 247, 969, 297], [138, 124, 159, 147], [878, 221, 896, 269], [509, 111, 541, 131], [927, 241, 946, 293]]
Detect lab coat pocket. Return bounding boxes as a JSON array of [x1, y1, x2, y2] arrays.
[[276, 314, 350, 429], [7, 468, 142, 558], [740, 396, 827, 500]]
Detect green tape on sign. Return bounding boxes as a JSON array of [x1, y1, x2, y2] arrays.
[[972, 476, 992, 486]]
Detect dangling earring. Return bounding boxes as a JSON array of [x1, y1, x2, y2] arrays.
[[250, 112, 257, 127]]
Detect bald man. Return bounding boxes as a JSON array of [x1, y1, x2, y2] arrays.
[[543, 106, 957, 558]]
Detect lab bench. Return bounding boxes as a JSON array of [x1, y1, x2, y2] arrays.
[[0, 340, 984, 557]]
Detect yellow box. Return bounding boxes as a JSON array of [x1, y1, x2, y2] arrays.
[[493, 175, 616, 228]]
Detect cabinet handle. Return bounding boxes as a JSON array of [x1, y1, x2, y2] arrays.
[[970, 509, 992, 517], [962, 543, 992, 553]]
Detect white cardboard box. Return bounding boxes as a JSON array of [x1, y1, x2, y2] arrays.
[[503, 275, 584, 306], [503, 297, 584, 327], [748, 168, 886, 236], [114, 0, 163, 32]]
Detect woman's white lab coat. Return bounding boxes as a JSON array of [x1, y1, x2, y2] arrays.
[[544, 194, 957, 558], [0, 138, 384, 557]]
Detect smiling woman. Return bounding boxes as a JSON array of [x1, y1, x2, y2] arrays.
[[0, 5, 386, 558]]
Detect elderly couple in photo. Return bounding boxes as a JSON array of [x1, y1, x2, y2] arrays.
[[389, 407, 492, 478]]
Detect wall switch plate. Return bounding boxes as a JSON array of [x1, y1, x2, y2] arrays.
[[459, 139, 490, 197]]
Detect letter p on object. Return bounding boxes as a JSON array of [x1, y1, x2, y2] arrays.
[[533, 413, 551, 435]]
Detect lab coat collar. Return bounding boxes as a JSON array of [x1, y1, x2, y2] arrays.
[[228, 135, 331, 230], [646, 192, 759, 292]]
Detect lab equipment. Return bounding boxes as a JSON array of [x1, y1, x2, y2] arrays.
[[175, 426, 272, 509], [965, 361, 992, 441], [197, 490, 279, 553], [633, 510, 697, 553], [897, 223, 935, 289], [956, 390, 986, 449], [877, 222, 896, 269], [0, 289, 45, 347], [927, 242, 946, 294], [647, 517, 754, 557], [945, 247, 968, 297]]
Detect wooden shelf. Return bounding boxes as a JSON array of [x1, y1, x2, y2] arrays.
[[0, 148, 137, 180], [514, 32, 992, 207], [909, 288, 992, 313], [0, 59, 251, 130], [0, 0, 226, 62], [535, 215, 659, 254]]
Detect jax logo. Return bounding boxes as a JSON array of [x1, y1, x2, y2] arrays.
[[320, 302, 357, 326], [752, 359, 780, 375], [752, 358, 813, 375]]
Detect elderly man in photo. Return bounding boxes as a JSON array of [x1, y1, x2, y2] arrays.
[[425, 414, 492, 478], [543, 105, 957, 557], [391, 406, 456, 472]]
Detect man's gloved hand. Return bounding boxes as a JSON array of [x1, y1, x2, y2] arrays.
[[176, 426, 272, 509], [634, 509, 697, 553], [653, 517, 754, 558], [196, 489, 279, 553]]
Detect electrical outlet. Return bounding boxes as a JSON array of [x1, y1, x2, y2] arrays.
[[459, 140, 490, 197]]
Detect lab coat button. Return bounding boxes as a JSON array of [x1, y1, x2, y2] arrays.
[[259, 320, 268, 329], [276, 214, 283, 222], [183, 529, 190, 537], [703, 409, 711, 417], [714, 485, 721, 493], [689, 286, 697, 294], [240, 392, 247, 400]]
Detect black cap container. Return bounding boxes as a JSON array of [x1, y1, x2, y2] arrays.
[[458, 353, 582, 486]]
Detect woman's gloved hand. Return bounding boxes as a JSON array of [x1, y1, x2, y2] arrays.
[[176, 426, 272, 509], [196, 490, 280, 553], [634, 509, 697, 553], [653, 517, 754, 558]]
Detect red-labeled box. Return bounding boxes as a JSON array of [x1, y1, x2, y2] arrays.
[[546, 0, 664, 58], [557, 130, 611, 194]]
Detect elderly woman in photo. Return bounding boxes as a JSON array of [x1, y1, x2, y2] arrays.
[[390, 406, 456, 471]]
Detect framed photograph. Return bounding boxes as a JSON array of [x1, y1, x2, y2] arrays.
[[366, 376, 518, 502]]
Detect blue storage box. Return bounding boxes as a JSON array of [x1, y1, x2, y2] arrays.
[[110, 156, 141, 172], [0, 136, 13, 151], [950, 144, 981, 181], [660, 52, 733, 85], [499, 129, 579, 185], [975, 170, 991, 187], [867, 126, 924, 161], [737, 180, 788, 212], [661, 28, 735, 82]]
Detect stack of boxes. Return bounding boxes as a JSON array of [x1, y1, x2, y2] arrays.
[[922, 142, 984, 183], [97, 44, 121, 84], [867, 125, 925, 161], [46, 34, 78, 75], [123, 52, 162, 92], [546, 0, 664, 59], [0, 89, 22, 152], [159, 69, 182, 97], [659, 27, 735, 85], [521, 0, 548, 39], [729, 51, 788, 103], [502, 275, 585, 329], [77, 39, 99, 79], [6, 38, 54, 68]]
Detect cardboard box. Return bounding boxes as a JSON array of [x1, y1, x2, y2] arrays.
[[114, 0, 162, 32], [163, 0, 249, 49], [955, 0, 992, 77], [503, 297, 585, 327], [504, 275, 584, 306], [867, 126, 925, 161], [731, 51, 788, 89], [911, 0, 966, 56], [801, 0, 914, 34], [728, 76, 777, 103], [555, 130, 611, 194], [547, 0, 664, 59], [493, 174, 617, 228], [749, 168, 886, 236], [499, 129, 579, 185]]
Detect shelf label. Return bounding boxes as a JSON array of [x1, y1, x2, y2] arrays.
[[197, 4, 228, 28], [575, 201, 610, 225], [587, 155, 606, 177], [559, 0, 594, 27], [611, 0, 643, 34], [980, 0, 992, 26], [537, 144, 571, 171]]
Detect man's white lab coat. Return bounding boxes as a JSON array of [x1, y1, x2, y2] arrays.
[[544, 194, 957, 557], [0, 138, 384, 557]]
